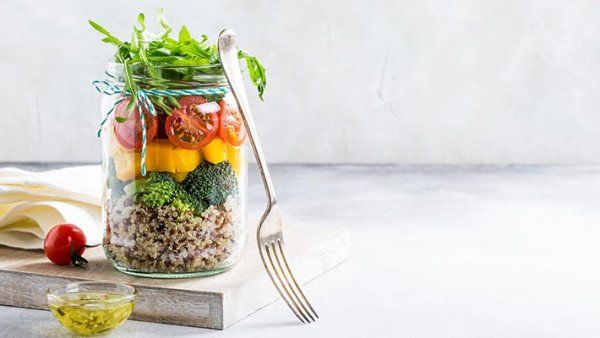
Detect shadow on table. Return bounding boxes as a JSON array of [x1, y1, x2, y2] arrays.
[[21, 320, 213, 338], [8, 306, 301, 337], [8, 320, 74, 338]]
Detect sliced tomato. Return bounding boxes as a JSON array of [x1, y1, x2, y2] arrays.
[[218, 100, 247, 146], [156, 113, 169, 139], [165, 100, 219, 149], [113, 99, 158, 151], [178, 95, 208, 108]]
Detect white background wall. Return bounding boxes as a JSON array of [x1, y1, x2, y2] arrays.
[[0, 0, 599, 164]]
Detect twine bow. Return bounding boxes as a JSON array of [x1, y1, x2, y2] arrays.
[[93, 80, 230, 176]]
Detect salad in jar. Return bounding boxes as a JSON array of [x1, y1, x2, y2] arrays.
[[90, 10, 266, 277]]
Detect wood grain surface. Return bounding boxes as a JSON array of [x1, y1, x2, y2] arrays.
[[0, 221, 349, 329]]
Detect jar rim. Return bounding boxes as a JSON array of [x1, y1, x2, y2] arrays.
[[106, 61, 225, 71]]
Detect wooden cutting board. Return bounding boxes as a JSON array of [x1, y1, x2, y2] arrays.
[[0, 221, 348, 330]]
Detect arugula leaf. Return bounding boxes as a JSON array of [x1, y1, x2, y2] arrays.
[[178, 25, 191, 43], [123, 59, 139, 111], [179, 42, 213, 59], [171, 58, 211, 67], [239, 50, 267, 100], [157, 9, 172, 39], [137, 13, 146, 31], [89, 20, 122, 46], [90, 10, 268, 113], [115, 45, 130, 63]]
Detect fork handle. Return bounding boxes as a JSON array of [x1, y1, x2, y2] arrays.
[[218, 29, 277, 206]]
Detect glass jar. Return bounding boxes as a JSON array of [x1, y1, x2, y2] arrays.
[[100, 63, 247, 278]]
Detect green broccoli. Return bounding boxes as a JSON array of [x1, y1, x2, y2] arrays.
[[173, 189, 207, 214], [182, 161, 238, 207], [139, 180, 176, 208], [124, 172, 206, 214]]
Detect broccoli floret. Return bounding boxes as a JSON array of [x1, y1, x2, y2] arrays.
[[173, 189, 207, 214], [121, 161, 238, 214], [182, 161, 238, 207], [139, 180, 177, 208], [171, 192, 206, 214], [171, 198, 192, 214], [124, 172, 205, 214], [124, 172, 176, 207]]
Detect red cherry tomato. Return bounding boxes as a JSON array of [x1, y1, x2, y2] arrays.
[[165, 96, 219, 149], [178, 95, 208, 108], [44, 224, 88, 266], [218, 100, 247, 146], [113, 99, 158, 151]]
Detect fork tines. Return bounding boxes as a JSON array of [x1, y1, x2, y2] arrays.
[[260, 239, 319, 323]]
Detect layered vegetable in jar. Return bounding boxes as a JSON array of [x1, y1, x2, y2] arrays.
[[103, 89, 248, 277], [93, 11, 265, 277]]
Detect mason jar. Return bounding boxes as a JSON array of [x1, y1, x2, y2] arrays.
[[100, 63, 247, 278]]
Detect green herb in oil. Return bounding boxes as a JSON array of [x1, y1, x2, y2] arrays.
[[49, 292, 134, 335]]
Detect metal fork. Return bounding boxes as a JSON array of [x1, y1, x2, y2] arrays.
[[218, 29, 319, 324]]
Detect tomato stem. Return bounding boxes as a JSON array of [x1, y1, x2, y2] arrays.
[[70, 244, 89, 268], [71, 253, 89, 268]]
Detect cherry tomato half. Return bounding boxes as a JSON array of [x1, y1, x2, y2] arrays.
[[218, 100, 247, 146], [113, 99, 158, 151], [165, 96, 219, 149], [178, 95, 208, 108], [44, 224, 88, 266]]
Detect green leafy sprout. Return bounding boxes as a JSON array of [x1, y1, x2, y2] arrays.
[[89, 9, 267, 114]]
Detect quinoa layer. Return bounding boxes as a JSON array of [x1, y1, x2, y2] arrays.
[[104, 195, 242, 273]]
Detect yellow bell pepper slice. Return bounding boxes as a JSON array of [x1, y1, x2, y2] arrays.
[[200, 138, 246, 176], [142, 139, 177, 173], [112, 139, 203, 180], [173, 146, 203, 172], [172, 172, 189, 182], [226, 144, 244, 177], [202, 138, 228, 164]]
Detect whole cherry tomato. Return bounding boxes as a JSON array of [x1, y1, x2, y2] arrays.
[[44, 224, 88, 267]]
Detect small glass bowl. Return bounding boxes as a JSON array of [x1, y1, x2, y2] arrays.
[[46, 282, 136, 336]]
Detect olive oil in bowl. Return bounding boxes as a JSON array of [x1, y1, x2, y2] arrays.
[[47, 282, 136, 336]]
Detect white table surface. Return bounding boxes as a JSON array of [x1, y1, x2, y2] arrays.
[[1, 164, 600, 338]]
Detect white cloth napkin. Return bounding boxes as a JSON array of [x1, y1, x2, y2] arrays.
[[0, 166, 103, 249]]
